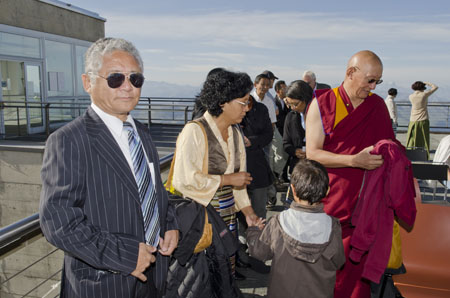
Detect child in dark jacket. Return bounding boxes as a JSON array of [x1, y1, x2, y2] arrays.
[[246, 159, 345, 298]]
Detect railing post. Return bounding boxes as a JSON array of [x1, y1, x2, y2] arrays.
[[184, 106, 189, 124], [16, 107, 21, 136], [172, 101, 175, 122], [45, 103, 50, 136], [147, 97, 151, 128]]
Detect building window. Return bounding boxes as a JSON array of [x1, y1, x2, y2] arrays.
[[0, 32, 40, 58], [45, 40, 73, 97], [75, 45, 88, 96]]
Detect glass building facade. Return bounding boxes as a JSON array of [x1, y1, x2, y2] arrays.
[[0, 1, 104, 137]]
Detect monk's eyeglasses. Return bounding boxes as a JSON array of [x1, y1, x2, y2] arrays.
[[89, 72, 145, 88], [353, 66, 383, 85], [368, 78, 383, 85]]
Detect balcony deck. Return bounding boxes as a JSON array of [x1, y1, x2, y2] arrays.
[[0, 129, 448, 297]]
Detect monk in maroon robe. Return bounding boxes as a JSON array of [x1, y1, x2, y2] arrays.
[[306, 50, 395, 298]]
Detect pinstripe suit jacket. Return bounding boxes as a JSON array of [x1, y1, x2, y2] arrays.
[[39, 107, 177, 298]]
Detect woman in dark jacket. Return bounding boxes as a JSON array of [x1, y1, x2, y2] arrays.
[[241, 95, 274, 219], [283, 80, 313, 174]]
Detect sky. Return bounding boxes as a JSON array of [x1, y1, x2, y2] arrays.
[[66, 0, 450, 100]]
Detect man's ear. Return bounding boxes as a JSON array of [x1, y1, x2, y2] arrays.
[[346, 66, 356, 80], [81, 73, 92, 93]]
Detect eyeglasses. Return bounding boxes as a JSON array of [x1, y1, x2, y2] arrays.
[[90, 72, 145, 88], [287, 101, 301, 109], [368, 78, 383, 85], [234, 99, 250, 107], [353, 66, 383, 85]]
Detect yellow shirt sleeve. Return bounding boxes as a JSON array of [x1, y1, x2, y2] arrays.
[[172, 123, 221, 206]]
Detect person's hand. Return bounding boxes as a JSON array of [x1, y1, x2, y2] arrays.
[[255, 218, 266, 230], [159, 230, 179, 256], [243, 136, 252, 147], [352, 146, 383, 170], [224, 172, 252, 188], [131, 243, 157, 282], [245, 212, 259, 226], [246, 215, 266, 230], [295, 148, 306, 159]]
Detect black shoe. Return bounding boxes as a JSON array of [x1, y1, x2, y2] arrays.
[[236, 259, 251, 268], [234, 270, 246, 281], [275, 181, 289, 192], [267, 196, 277, 205]]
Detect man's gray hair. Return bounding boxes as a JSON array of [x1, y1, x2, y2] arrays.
[[302, 70, 316, 81], [85, 37, 143, 82]]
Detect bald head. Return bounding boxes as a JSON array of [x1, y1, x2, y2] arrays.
[[343, 50, 383, 103], [347, 50, 383, 70]]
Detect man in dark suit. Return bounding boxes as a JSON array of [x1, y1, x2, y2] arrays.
[[302, 70, 331, 98], [39, 37, 178, 297], [274, 80, 289, 136]]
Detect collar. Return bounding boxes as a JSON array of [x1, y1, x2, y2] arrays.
[[338, 84, 355, 113], [203, 111, 233, 142], [90, 103, 136, 136], [290, 201, 325, 213], [251, 89, 265, 102]]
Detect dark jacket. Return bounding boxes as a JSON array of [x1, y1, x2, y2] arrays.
[[39, 107, 178, 297], [350, 140, 416, 283], [283, 110, 305, 173], [241, 101, 274, 189], [316, 82, 331, 90], [247, 203, 345, 298], [165, 196, 240, 298], [275, 95, 289, 136]]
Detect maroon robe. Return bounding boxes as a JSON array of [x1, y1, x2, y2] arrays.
[[316, 85, 395, 298]]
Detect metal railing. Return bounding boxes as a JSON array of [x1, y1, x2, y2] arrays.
[[396, 101, 450, 131], [0, 153, 174, 297], [0, 97, 196, 137], [1, 98, 450, 137]]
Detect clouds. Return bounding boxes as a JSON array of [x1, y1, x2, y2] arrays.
[[106, 10, 450, 47], [99, 9, 450, 91]]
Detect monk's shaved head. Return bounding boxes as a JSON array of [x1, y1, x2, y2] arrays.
[[343, 50, 383, 103], [347, 50, 383, 70]]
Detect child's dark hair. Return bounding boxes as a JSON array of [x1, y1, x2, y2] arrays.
[[290, 159, 329, 204]]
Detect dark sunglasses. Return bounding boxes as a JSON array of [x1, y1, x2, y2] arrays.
[[368, 78, 383, 85], [353, 66, 383, 85], [93, 72, 145, 88]]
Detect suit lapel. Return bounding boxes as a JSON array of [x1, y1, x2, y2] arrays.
[[84, 107, 141, 205]]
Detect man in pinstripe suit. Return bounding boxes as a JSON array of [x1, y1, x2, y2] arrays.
[[39, 38, 179, 297]]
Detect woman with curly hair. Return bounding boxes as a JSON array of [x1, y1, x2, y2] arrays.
[[407, 81, 438, 157], [167, 69, 259, 297]]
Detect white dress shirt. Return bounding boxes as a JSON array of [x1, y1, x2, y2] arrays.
[[251, 89, 277, 124], [91, 103, 155, 184]]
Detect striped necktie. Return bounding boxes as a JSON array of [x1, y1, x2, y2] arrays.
[[123, 122, 160, 247]]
